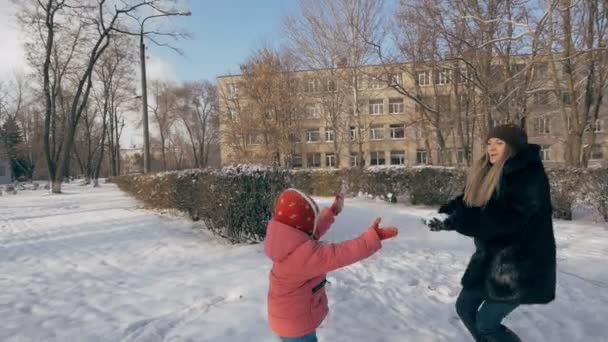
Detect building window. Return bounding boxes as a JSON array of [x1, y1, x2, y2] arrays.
[[369, 75, 383, 89], [456, 68, 469, 83], [227, 83, 239, 99], [390, 150, 406, 165], [305, 104, 321, 119], [534, 117, 551, 134], [535, 63, 548, 79], [562, 92, 572, 104], [369, 99, 384, 115], [371, 151, 385, 166], [591, 144, 603, 160], [229, 108, 239, 121], [417, 70, 431, 86], [325, 153, 337, 168], [291, 154, 303, 168], [389, 73, 402, 86], [325, 128, 335, 142], [306, 129, 321, 143], [388, 98, 404, 114], [353, 76, 365, 90], [305, 79, 321, 93], [307, 153, 321, 168], [325, 79, 337, 92], [540, 145, 551, 161], [246, 133, 259, 146], [593, 119, 603, 133], [416, 149, 428, 165], [350, 126, 358, 141], [289, 132, 302, 144], [390, 124, 405, 139], [436, 69, 451, 85], [370, 124, 385, 140], [438, 149, 452, 164], [456, 149, 466, 164], [0, 165, 5, 177], [350, 152, 360, 167]]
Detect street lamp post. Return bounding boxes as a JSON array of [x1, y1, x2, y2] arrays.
[[137, 10, 191, 174], [139, 33, 151, 174]]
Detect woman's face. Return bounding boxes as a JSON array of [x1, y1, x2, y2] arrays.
[[487, 138, 507, 164]]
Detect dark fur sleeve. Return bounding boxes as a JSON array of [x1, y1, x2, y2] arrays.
[[439, 194, 464, 214], [450, 168, 548, 240]]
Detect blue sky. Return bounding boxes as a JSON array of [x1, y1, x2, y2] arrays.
[[148, 0, 300, 82]]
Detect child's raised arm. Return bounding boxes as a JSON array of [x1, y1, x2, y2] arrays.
[[295, 218, 398, 279], [314, 194, 344, 239]]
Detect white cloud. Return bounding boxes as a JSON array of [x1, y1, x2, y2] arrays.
[[123, 54, 176, 148], [145, 54, 177, 82], [0, 0, 29, 77]]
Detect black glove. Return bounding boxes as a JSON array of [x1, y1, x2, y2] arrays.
[[438, 203, 453, 215], [426, 217, 454, 232]]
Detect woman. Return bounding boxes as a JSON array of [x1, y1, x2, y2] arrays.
[[426, 124, 556, 342]]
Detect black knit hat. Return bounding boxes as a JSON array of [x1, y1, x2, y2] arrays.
[[487, 123, 528, 153]]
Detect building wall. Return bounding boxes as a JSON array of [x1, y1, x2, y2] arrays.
[[217, 63, 607, 168]]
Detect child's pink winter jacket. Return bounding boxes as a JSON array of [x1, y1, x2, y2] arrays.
[[264, 208, 382, 338]]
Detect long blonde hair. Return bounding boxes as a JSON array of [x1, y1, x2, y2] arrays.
[[463, 145, 512, 207]]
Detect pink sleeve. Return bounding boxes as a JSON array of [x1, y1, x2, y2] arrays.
[[298, 228, 382, 278], [314, 208, 335, 239]]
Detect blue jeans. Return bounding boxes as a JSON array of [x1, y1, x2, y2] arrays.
[[456, 287, 520, 341], [280, 331, 317, 342]]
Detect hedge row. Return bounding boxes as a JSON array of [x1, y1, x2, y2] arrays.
[[113, 166, 289, 243], [112, 166, 608, 243]]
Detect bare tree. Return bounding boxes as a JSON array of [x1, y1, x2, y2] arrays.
[[110, 1, 191, 173], [91, 36, 136, 183], [172, 80, 218, 168], [544, 0, 608, 167], [73, 104, 99, 182], [149, 79, 177, 171], [15, 0, 186, 192], [0, 73, 40, 178], [284, 0, 387, 167], [236, 48, 306, 167], [372, 0, 553, 165]]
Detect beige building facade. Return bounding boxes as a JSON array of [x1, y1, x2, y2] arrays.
[[217, 61, 607, 169]]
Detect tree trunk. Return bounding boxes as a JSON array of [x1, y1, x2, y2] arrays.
[[115, 113, 122, 175], [160, 133, 167, 171], [107, 107, 116, 176], [565, 132, 583, 167], [94, 111, 109, 187]]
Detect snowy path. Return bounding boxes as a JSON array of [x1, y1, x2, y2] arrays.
[[1, 184, 607, 341]]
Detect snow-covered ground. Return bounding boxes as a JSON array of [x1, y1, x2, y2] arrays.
[[1, 184, 607, 342]]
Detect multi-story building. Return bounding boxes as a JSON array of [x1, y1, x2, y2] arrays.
[[217, 60, 607, 168]]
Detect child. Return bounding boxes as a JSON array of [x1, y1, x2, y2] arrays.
[[264, 188, 399, 341]]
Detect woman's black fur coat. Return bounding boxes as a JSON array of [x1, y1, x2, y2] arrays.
[[441, 144, 556, 304]]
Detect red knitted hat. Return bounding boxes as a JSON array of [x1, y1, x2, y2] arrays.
[[273, 188, 320, 235]]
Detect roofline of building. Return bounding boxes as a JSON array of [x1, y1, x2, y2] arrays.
[[216, 53, 542, 80]]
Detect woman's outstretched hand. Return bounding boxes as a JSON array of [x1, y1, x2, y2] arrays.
[[423, 214, 454, 232]]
